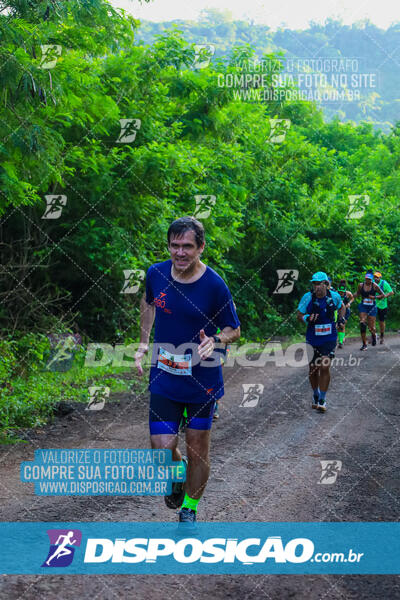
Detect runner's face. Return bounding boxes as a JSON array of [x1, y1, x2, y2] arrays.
[[313, 281, 327, 297], [168, 230, 204, 272], [374, 276, 381, 285]]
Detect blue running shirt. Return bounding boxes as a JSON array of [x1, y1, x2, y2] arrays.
[[298, 291, 343, 346], [145, 260, 240, 403]]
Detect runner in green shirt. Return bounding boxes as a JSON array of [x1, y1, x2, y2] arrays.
[[374, 272, 394, 344]]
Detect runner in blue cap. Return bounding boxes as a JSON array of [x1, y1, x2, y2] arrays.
[[135, 216, 241, 525], [352, 270, 384, 351], [297, 272, 345, 412]]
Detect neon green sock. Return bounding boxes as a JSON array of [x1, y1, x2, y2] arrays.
[[338, 332, 345, 343], [181, 494, 200, 512], [183, 407, 187, 417]]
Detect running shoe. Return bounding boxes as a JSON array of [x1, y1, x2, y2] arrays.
[[338, 343, 343, 349], [371, 334, 377, 346], [317, 401, 327, 412], [179, 507, 197, 524], [360, 344, 367, 351], [312, 401, 318, 409], [380, 336, 384, 345], [164, 457, 188, 509], [213, 401, 219, 420]]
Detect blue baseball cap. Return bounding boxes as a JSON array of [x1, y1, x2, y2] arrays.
[[310, 271, 329, 283], [365, 272, 374, 280]]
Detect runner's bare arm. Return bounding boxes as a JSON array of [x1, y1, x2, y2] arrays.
[[198, 326, 240, 360], [297, 310, 318, 324], [373, 282, 385, 299], [347, 291, 354, 304], [338, 302, 346, 319], [135, 293, 155, 376], [297, 310, 306, 324], [139, 292, 155, 346], [217, 325, 241, 345]]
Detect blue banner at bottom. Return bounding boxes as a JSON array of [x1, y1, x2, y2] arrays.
[[0, 522, 399, 574]]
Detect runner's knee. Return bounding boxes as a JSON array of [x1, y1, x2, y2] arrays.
[[319, 357, 331, 370], [150, 433, 178, 451], [360, 322, 367, 333], [186, 431, 210, 461]]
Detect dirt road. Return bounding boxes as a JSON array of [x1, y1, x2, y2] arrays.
[[1, 336, 400, 599]]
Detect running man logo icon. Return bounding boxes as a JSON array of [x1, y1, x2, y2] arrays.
[[42, 195, 67, 219], [193, 44, 215, 69], [318, 460, 342, 485], [86, 386, 110, 411], [193, 195, 216, 219], [39, 45, 62, 69], [273, 269, 299, 294], [347, 194, 370, 219], [42, 529, 82, 567], [45, 336, 77, 371], [116, 119, 141, 143], [240, 384, 264, 408], [120, 269, 145, 294], [268, 119, 291, 143]]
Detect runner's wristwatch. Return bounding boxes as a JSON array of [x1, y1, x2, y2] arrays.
[[212, 335, 221, 344]]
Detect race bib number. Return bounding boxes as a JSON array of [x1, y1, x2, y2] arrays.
[[157, 347, 192, 376], [315, 324, 332, 336], [363, 298, 374, 305]]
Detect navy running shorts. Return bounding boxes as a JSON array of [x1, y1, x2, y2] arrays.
[[149, 393, 215, 435], [310, 340, 336, 365], [377, 308, 388, 322], [358, 302, 377, 317]]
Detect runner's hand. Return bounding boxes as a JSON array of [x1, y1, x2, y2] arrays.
[[309, 313, 319, 323], [198, 329, 214, 360], [135, 343, 148, 376]]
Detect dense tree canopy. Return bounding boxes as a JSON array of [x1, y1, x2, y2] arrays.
[[1, 0, 399, 346], [137, 10, 400, 129]]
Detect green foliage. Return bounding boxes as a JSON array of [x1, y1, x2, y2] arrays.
[[137, 11, 400, 130], [1, 1, 399, 439]]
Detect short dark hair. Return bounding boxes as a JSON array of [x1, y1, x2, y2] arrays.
[[339, 279, 346, 285], [167, 216, 205, 248]]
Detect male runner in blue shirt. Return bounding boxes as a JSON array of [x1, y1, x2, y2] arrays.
[[135, 216, 241, 524], [297, 272, 345, 412]]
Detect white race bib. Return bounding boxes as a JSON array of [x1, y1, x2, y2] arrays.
[[363, 298, 374, 305], [157, 346, 192, 376], [315, 323, 332, 336]]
